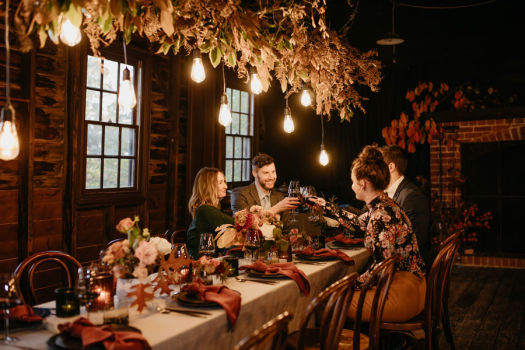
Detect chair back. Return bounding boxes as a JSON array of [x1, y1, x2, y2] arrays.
[[361, 254, 403, 350], [296, 273, 359, 350], [13, 251, 81, 305], [163, 228, 187, 244], [235, 311, 293, 350], [425, 231, 461, 331]]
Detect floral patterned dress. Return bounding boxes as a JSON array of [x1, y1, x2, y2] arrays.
[[325, 193, 426, 284]]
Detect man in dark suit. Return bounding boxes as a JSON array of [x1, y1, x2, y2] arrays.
[[381, 145, 432, 269], [231, 153, 299, 217]]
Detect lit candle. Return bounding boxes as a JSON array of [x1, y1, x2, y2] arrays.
[[91, 273, 114, 311]]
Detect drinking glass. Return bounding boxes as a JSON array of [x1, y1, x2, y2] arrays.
[[76, 266, 99, 322], [198, 233, 216, 258], [288, 180, 301, 221], [0, 273, 21, 344], [173, 243, 189, 259], [244, 230, 261, 263]]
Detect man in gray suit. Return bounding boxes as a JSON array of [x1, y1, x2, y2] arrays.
[[381, 145, 431, 269], [231, 153, 299, 217]]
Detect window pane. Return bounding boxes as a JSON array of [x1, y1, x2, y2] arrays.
[[103, 59, 118, 92], [240, 114, 248, 135], [225, 160, 233, 183], [231, 113, 240, 135], [85, 90, 100, 121], [234, 137, 242, 158], [243, 160, 251, 181], [102, 92, 117, 123], [119, 106, 133, 125], [243, 137, 251, 158], [241, 91, 249, 113], [234, 160, 242, 182], [87, 56, 101, 88], [120, 159, 134, 187], [121, 128, 135, 156], [104, 126, 119, 156], [87, 124, 102, 155], [86, 158, 101, 189], [225, 136, 233, 158], [231, 89, 240, 112], [103, 158, 118, 188]]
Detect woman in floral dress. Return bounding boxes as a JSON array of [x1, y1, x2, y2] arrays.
[[316, 145, 426, 322]]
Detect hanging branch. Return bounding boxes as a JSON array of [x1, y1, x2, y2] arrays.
[[14, 0, 381, 120]]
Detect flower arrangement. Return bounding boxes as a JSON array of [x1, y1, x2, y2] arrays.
[[192, 256, 230, 284], [382, 81, 516, 153]]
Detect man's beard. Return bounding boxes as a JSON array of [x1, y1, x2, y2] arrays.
[[256, 176, 275, 191]]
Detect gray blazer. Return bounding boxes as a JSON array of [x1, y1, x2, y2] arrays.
[[393, 177, 431, 268], [230, 183, 284, 213]]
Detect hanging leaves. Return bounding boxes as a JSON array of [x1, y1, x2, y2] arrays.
[[14, 0, 382, 120]]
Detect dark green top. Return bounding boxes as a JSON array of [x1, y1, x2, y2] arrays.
[[187, 205, 234, 259]]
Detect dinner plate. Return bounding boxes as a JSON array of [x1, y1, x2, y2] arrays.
[[246, 269, 287, 279], [295, 254, 338, 261], [0, 307, 50, 331], [46, 324, 141, 350], [174, 291, 219, 307], [332, 240, 363, 248]]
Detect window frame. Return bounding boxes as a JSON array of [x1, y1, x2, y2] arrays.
[[73, 45, 150, 207], [223, 84, 256, 188]]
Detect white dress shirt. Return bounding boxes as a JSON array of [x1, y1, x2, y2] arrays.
[[386, 176, 404, 199]]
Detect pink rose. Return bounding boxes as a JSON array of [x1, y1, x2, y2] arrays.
[[134, 240, 158, 266], [116, 217, 135, 233], [106, 240, 129, 261]]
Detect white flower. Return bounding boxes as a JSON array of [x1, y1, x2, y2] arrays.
[[150, 236, 172, 255], [323, 216, 340, 228]]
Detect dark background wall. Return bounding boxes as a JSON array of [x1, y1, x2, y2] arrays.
[[260, 0, 525, 205]]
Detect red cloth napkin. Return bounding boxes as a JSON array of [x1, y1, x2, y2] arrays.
[[58, 317, 151, 350], [0, 304, 43, 323], [295, 247, 355, 265], [181, 281, 241, 328], [240, 261, 311, 296], [325, 234, 364, 245]]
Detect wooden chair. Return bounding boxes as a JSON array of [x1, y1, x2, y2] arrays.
[[379, 231, 461, 350], [163, 228, 187, 244], [13, 251, 81, 305], [235, 311, 293, 350]]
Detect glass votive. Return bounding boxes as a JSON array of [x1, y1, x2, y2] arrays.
[[103, 305, 129, 325], [224, 256, 239, 276], [55, 288, 80, 318], [90, 273, 114, 312]]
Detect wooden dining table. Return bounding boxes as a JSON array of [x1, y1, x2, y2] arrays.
[[6, 246, 370, 350]]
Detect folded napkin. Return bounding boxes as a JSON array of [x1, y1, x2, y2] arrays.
[[58, 317, 151, 350], [181, 281, 241, 328], [240, 261, 310, 296], [0, 304, 43, 323], [325, 234, 364, 245], [295, 247, 355, 264]]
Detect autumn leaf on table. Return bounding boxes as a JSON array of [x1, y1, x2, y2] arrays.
[[152, 272, 172, 295], [127, 283, 154, 312], [160, 250, 192, 276]]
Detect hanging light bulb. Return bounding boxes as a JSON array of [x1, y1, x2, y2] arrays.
[[118, 68, 137, 109], [218, 93, 232, 126], [191, 50, 206, 83], [250, 67, 262, 94], [0, 0, 20, 161], [0, 104, 20, 160], [319, 144, 329, 166], [283, 106, 294, 133], [59, 17, 82, 47], [300, 88, 311, 107]]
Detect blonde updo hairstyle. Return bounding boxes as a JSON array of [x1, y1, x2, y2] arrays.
[[188, 167, 222, 217], [351, 145, 390, 191]]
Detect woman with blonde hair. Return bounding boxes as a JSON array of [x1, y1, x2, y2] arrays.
[[187, 167, 233, 258]]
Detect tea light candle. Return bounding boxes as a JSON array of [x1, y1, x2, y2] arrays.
[[91, 273, 114, 311]]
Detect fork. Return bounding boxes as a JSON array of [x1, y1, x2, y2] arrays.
[[235, 276, 277, 285]]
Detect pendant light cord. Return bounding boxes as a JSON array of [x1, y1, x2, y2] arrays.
[[5, 0, 10, 102], [122, 36, 128, 65], [222, 63, 226, 93], [320, 115, 325, 145]]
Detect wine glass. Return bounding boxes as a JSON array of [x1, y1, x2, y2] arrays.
[[173, 243, 189, 259], [0, 273, 21, 344], [288, 180, 301, 220], [198, 233, 216, 258], [244, 230, 261, 263], [76, 267, 99, 321]]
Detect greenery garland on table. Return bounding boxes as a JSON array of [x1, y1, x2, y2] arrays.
[[13, 0, 382, 120]]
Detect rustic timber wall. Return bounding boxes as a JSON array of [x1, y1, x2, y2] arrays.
[[0, 6, 189, 292]]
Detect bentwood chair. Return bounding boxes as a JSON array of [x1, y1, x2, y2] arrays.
[[235, 311, 293, 350], [163, 228, 187, 244], [13, 251, 81, 305], [379, 232, 461, 350]]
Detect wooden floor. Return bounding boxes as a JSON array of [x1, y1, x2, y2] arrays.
[[410, 266, 525, 350]]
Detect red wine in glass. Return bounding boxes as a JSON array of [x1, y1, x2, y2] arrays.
[[0, 274, 21, 344]]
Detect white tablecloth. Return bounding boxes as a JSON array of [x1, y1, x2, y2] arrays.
[[7, 247, 369, 350]]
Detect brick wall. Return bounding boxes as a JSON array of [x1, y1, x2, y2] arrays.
[[429, 117, 525, 204]]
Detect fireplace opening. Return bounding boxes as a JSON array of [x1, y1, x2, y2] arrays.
[[461, 140, 525, 255]]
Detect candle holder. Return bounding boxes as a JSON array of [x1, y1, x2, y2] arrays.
[[90, 273, 114, 312], [54, 288, 80, 318]]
